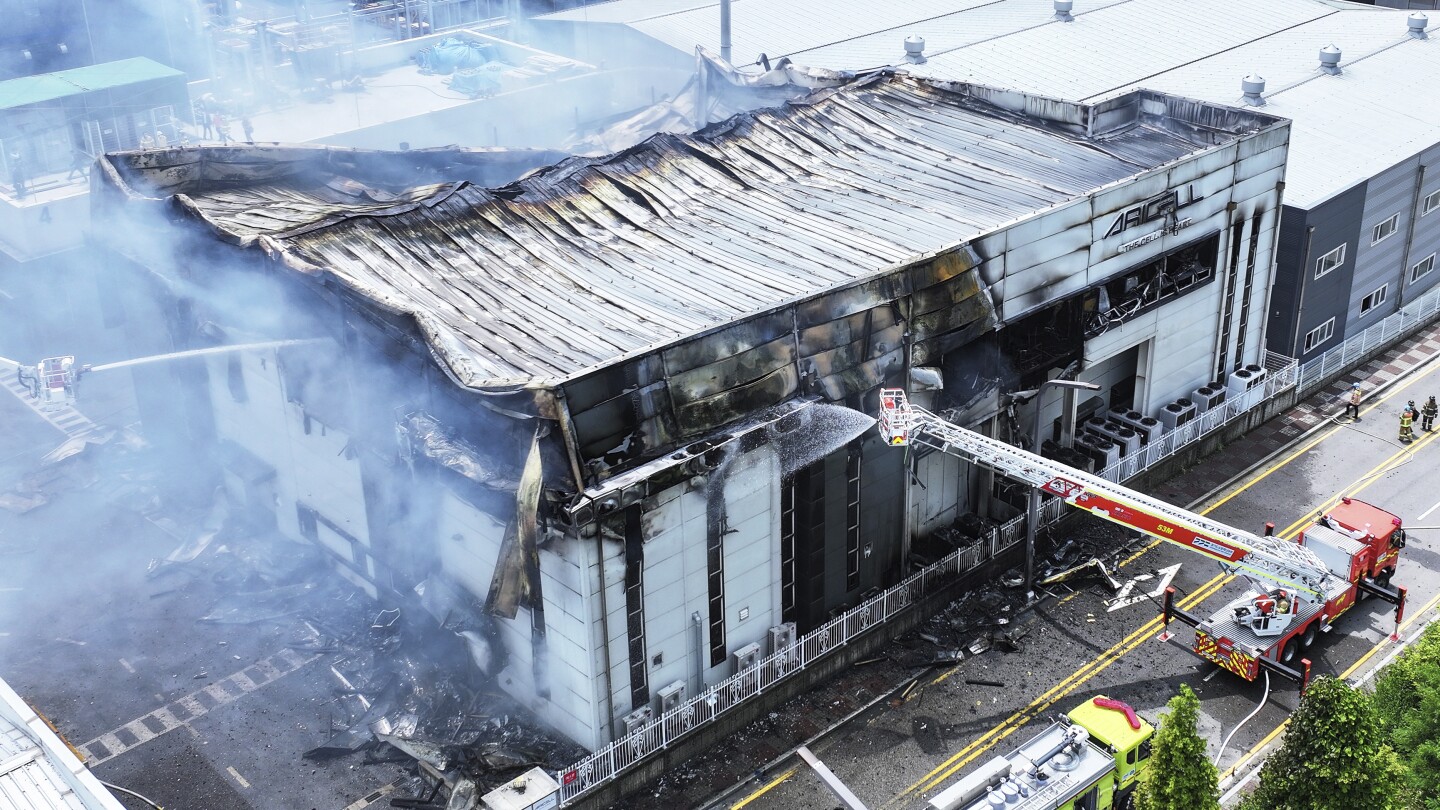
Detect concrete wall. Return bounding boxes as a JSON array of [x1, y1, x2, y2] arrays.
[[587, 444, 782, 744], [205, 349, 376, 597], [0, 191, 89, 262]]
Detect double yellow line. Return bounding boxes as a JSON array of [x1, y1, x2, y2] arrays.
[[891, 406, 1440, 803], [731, 366, 1438, 810]]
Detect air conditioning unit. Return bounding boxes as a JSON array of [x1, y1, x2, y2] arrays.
[[1191, 384, 1227, 413], [656, 681, 687, 714], [768, 623, 796, 654], [1116, 411, 1165, 444], [622, 706, 653, 735], [1081, 416, 1110, 439], [731, 642, 761, 674], [1074, 434, 1120, 470], [1156, 399, 1198, 431], [1106, 405, 1132, 424], [1093, 421, 1138, 456], [1227, 365, 1268, 409]]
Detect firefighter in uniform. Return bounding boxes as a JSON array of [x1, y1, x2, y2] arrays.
[[1423, 396, 1438, 432], [1400, 404, 1416, 443], [1344, 382, 1363, 420]]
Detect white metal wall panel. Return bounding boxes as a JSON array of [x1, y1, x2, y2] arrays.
[[1405, 145, 1440, 301], [910, 446, 967, 537], [1350, 157, 1421, 327]]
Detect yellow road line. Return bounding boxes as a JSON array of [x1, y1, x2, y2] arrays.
[[731, 769, 796, 809], [896, 419, 1440, 803], [731, 370, 1440, 810], [1218, 587, 1440, 784]]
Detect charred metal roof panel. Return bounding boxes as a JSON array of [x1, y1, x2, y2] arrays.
[[107, 75, 1272, 389]]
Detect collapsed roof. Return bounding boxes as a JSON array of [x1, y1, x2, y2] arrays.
[[95, 71, 1277, 393]]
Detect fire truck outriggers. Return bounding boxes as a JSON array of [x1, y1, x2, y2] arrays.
[[878, 388, 1407, 689]]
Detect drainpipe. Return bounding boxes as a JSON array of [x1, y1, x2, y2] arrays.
[[1293, 225, 1317, 357], [690, 611, 705, 695], [1256, 183, 1283, 365], [1397, 165, 1428, 307], [720, 0, 732, 63], [594, 526, 617, 740]]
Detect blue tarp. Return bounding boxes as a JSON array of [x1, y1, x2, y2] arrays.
[[414, 37, 498, 76]]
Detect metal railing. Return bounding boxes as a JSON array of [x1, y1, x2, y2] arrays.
[[554, 355, 1300, 805], [1296, 285, 1440, 396]]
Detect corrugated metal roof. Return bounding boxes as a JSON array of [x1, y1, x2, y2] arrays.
[[566, 0, 1434, 208], [0, 57, 183, 111], [0, 679, 123, 810], [788, 0, 1135, 71], [146, 75, 1239, 388], [544, 0, 1002, 66], [1091, 10, 1440, 207], [912, 0, 1337, 99]]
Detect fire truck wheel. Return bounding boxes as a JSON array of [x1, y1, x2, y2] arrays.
[[1282, 637, 1299, 664], [1301, 622, 1318, 648]]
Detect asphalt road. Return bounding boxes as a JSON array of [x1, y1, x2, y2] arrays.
[[725, 355, 1440, 810], [0, 387, 407, 810]]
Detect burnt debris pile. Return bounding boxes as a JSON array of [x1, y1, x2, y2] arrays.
[[147, 503, 583, 800]]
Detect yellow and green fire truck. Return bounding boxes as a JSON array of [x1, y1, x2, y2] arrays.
[[928, 697, 1153, 810]]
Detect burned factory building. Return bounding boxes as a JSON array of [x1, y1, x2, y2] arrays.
[[90, 72, 1287, 752]]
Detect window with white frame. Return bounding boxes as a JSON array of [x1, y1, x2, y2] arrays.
[[1424, 189, 1440, 216], [1372, 214, 1399, 244], [1315, 244, 1346, 278], [1360, 284, 1388, 314], [1413, 254, 1436, 284], [1304, 318, 1336, 353]]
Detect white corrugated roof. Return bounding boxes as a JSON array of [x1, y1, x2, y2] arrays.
[[544, 0, 1003, 65], [0, 679, 124, 810], [913, 0, 1337, 98], [555, 0, 1436, 208]]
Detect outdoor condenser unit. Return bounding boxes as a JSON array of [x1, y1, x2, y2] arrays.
[[1191, 383, 1227, 413], [1156, 399, 1197, 431], [768, 622, 796, 654], [1117, 411, 1166, 445], [656, 681, 687, 714], [1228, 365, 1268, 409], [1074, 434, 1120, 470], [622, 706, 653, 736], [731, 642, 761, 674]]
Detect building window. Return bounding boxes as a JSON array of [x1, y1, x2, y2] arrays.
[[1413, 254, 1437, 283], [1371, 214, 1399, 245], [1315, 244, 1346, 278], [1424, 190, 1440, 216], [1303, 318, 1336, 353], [1360, 284, 1388, 315]]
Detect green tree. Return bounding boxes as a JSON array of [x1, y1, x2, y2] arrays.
[[1134, 684, 1219, 810], [1239, 675, 1405, 810], [1372, 623, 1440, 809]]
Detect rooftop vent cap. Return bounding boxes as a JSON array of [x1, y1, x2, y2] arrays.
[[1054, 0, 1074, 21], [1241, 74, 1266, 106], [1409, 12, 1428, 38], [904, 35, 927, 63], [1319, 44, 1342, 75]]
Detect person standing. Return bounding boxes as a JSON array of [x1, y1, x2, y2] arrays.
[[1423, 396, 1438, 432], [1343, 382, 1363, 421], [7, 150, 26, 200], [241, 116, 254, 143], [216, 115, 232, 145], [1400, 406, 1415, 444]]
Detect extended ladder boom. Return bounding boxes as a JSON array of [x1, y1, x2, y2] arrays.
[[879, 389, 1337, 601]]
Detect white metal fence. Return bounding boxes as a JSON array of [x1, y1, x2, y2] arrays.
[[554, 354, 1303, 804], [1296, 285, 1440, 395]]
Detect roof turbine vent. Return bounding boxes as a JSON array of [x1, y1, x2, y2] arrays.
[[904, 35, 927, 64], [1241, 74, 1266, 106], [1409, 12, 1429, 39], [1319, 44, 1342, 75], [1054, 0, 1074, 22]]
